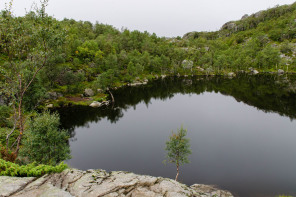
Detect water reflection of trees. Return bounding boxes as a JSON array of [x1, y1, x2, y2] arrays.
[[57, 74, 296, 138]]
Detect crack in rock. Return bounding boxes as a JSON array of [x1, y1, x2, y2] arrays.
[[0, 169, 234, 197]]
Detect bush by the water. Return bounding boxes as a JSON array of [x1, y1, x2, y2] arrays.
[[20, 111, 71, 165], [0, 158, 67, 177]]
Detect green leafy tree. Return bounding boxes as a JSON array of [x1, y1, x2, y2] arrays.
[[94, 69, 117, 103], [20, 111, 71, 165], [0, 0, 65, 154], [165, 126, 191, 181]]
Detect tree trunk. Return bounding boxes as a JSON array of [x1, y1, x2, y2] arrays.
[[6, 121, 17, 150], [14, 96, 24, 156], [108, 89, 115, 103], [175, 165, 179, 181]]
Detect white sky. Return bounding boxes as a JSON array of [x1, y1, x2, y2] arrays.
[[1, 0, 295, 37]]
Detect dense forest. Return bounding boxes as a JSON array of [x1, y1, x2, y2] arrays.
[[1, 0, 296, 171]]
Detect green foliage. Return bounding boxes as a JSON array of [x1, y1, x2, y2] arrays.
[[165, 126, 191, 166], [20, 111, 71, 165], [0, 105, 12, 128], [0, 127, 18, 148], [165, 125, 191, 180], [94, 69, 117, 90], [0, 158, 67, 177]]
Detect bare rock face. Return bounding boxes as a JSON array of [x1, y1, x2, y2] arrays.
[[0, 169, 234, 197], [221, 22, 237, 31]]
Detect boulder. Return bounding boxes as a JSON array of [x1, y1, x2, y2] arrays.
[[227, 72, 236, 77], [89, 101, 101, 108], [249, 68, 259, 75], [278, 69, 285, 75], [182, 60, 193, 70], [48, 92, 62, 100], [48, 92, 58, 100], [46, 104, 54, 108], [221, 22, 237, 31], [2, 169, 234, 197], [84, 89, 94, 97], [96, 89, 103, 94]]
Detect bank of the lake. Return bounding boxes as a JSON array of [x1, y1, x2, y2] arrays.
[[0, 168, 233, 197], [56, 74, 296, 197]]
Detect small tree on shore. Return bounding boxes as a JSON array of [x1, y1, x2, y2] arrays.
[[94, 69, 117, 103], [165, 126, 191, 181]]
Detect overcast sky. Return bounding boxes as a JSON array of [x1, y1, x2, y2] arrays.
[[1, 0, 295, 37]]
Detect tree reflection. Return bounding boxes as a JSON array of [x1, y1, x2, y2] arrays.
[[56, 74, 296, 139]]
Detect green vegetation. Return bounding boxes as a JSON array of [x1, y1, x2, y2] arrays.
[[20, 111, 71, 166], [183, 2, 296, 73], [165, 126, 191, 181], [1, 0, 296, 177], [0, 158, 67, 177]]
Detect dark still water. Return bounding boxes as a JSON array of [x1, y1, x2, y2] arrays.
[[57, 75, 296, 197]]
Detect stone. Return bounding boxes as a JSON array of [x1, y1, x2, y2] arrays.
[[278, 69, 285, 74], [129, 82, 143, 87], [0, 169, 234, 197], [46, 104, 54, 108], [198, 67, 204, 72], [0, 176, 36, 196], [89, 101, 102, 108], [221, 22, 237, 30], [101, 101, 110, 106], [227, 72, 236, 77], [84, 89, 94, 97], [250, 69, 259, 75], [48, 92, 58, 100], [182, 60, 193, 70], [97, 89, 104, 93]]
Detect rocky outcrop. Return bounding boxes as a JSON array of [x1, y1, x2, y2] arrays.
[[221, 22, 237, 31], [0, 169, 233, 197]]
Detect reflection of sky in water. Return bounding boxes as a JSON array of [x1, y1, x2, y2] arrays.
[[67, 92, 296, 197]]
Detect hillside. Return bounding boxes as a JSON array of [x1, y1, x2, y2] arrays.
[[181, 2, 296, 73]]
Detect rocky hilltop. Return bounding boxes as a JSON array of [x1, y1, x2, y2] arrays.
[[0, 169, 233, 197]]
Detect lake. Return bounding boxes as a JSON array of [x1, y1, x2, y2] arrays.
[[57, 74, 296, 197]]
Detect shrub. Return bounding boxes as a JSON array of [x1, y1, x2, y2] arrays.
[[20, 111, 71, 165], [0, 146, 16, 162], [0, 158, 67, 177]]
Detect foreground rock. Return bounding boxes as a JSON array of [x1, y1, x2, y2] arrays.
[[0, 169, 233, 197]]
